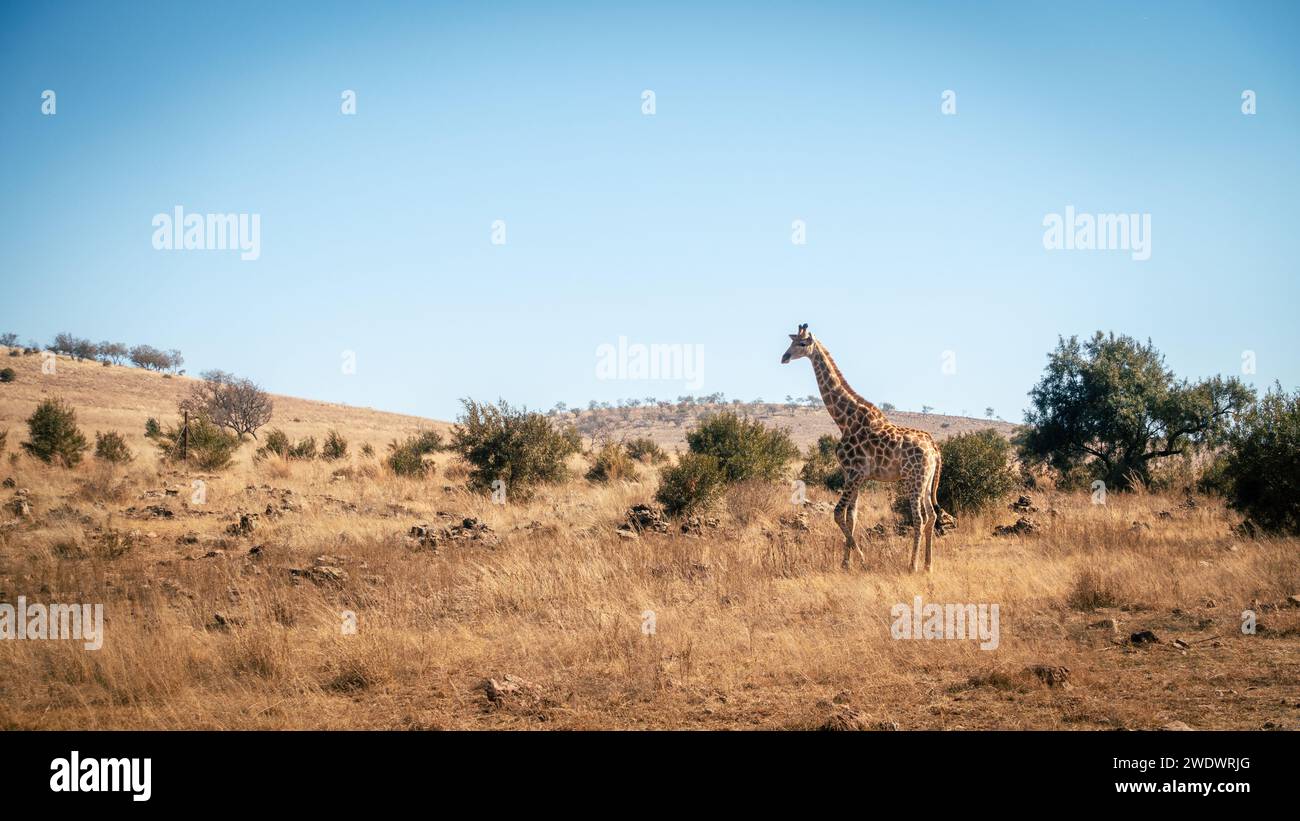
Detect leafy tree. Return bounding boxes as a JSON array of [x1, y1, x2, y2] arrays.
[[22, 398, 89, 466], [1217, 384, 1300, 534], [182, 370, 273, 439], [1021, 332, 1253, 489], [0, 333, 19, 347]]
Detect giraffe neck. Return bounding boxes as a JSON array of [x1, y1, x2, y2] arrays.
[[808, 340, 889, 434]]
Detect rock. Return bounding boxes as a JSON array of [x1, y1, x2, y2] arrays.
[[480, 674, 541, 707], [1, 477, 13, 488], [778, 511, 810, 532], [1026, 665, 1071, 688], [1129, 629, 1160, 645], [935, 509, 957, 535], [614, 527, 638, 540], [993, 516, 1038, 536], [1286, 594, 1300, 609], [176, 532, 200, 545], [625, 504, 669, 534], [1157, 510, 1173, 520], [815, 702, 869, 731], [1088, 617, 1119, 632], [1173, 639, 1190, 650], [292, 565, 348, 586], [1162, 720, 1193, 731], [1130, 520, 1151, 533], [226, 513, 258, 536], [1009, 494, 1038, 514], [9, 497, 31, 518], [408, 516, 498, 551]]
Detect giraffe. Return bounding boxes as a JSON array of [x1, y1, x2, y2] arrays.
[[781, 324, 943, 573]]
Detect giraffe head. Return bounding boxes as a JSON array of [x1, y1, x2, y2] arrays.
[[781, 323, 813, 364]]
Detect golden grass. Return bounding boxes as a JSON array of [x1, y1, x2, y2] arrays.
[[0, 350, 1297, 729]]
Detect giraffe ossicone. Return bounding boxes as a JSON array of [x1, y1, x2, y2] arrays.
[[781, 324, 944, 573]]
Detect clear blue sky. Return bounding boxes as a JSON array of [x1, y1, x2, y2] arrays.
[[2, 1, 1297, 422]]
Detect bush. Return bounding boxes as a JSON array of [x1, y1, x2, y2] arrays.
[[586, 442, 639, 483], [288, 437, 317, 460], [799, 434, 845, 491], [450, 399, 581, 498], [322, 429, 348, 460], [938, 429, 1018, 513], [360, 443, 375, 458], [144, 417, 161, 439], [655, 453, 727, 516], [625, 437, 667, 464], [386, 431, 443, 478], [1217, 385, 1300, 534], [21, 398, 89, 466], [94, 430, 133, 463], [0, 368, 14, 383], [260, 428, 291, 458], [684, 411, 798, 484], [155, 416, 240, 470]]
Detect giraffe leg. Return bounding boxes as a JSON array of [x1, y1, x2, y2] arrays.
[[904, 474, 928, 574], [844, 484, 868, 569], [923, 453, 940, 572], [834, 475, 865, 569]]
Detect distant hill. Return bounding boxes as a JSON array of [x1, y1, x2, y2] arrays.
[[563, 402, 1020, 451]]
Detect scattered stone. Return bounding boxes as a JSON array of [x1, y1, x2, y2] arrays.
[[935, 509, 957, 535], [480, 674, 542, 707], [1286, 594, 1300, 609], [408, 516, 497, 551], [292, 565, 348, 586], [209, 612, 244, 631], [1, 477, 13, 488], [625, 504, 669, 534], [778, 511, 810, 532], [874, 720, 900, 731], [1130, 630, 1160, 645], [1172, 639, 1191, 650], [1088, 617, 1119, 632], [1026, 665, 1072, 689], [815, 701, 869, 731], [1130, 520, 1151, 533], [1156, 510, 1173, 520], [993, 516, 1038, 537], [176, 532, 200, 545], [9, 497, 31, 518], [1009, 494, 1038, 514], [1162, 720, 1193, 731], [863, 522, 889, 541], [247, 545, 264, 558], [226, 513, 258, 536]]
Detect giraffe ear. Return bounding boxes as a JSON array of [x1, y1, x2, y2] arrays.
[[789, 334, 799, 340]]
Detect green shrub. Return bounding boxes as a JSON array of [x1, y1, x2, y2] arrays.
[[625, 437, 667, 464], [586, 442, 639, 483], [799, 434, 845, 491], [385, 431, 442, 477], [155, 415, 240, 471], [684, 411, 797, 484], [94, 430, 133, 463], [144, 417, 161, 439], [322, 429, 348, 460], [1217, 385, 1300, 534], [288, 436, 317, 460], [655, 453, 727, 516], [0, 367, 15, 383], [21, 398, 89, 466], [257, 428, 318, 460], [450, 399, 581, 498], [938, 429, 1018, 513]]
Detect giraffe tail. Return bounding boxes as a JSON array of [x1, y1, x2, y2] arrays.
[[930, 448, 946, 530]]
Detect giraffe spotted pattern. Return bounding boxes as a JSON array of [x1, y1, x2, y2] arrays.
[[781, 324, 943, 572]]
